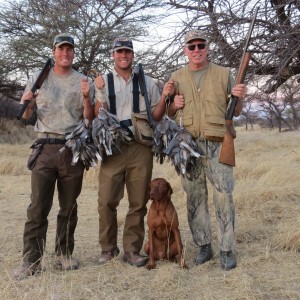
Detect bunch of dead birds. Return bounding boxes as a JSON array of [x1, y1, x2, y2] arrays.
[[61, 109, 202, 177], [152, 115, 203, 179], [62, 108, 129, 168], [92, 108, 129, 158]]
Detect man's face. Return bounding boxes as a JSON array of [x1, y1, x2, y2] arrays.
[[112, 49, 134, 70], [52, 44, 74, 68], [184, 39, 208, 69]]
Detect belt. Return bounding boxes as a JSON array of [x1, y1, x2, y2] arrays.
[[36, 138, 66, 144], [37, 132, 67, 139]]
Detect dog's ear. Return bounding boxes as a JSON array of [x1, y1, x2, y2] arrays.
[[167, 181, 173, 197]]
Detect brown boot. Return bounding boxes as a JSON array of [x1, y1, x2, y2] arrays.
[[123, 251, 148, 267], [13, 261, 42, 280], [98, 247, 120, 265], [56, 255, 79, 270]]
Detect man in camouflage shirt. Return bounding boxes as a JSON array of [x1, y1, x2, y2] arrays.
[[13, 33, 94, 280]]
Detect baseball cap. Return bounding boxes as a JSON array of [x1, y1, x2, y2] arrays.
[[184, 30, 208, 44], [53, 33, 75, 48], [112, 37, 134, 52]]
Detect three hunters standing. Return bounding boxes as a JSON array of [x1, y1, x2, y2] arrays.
[[13, 29, 246, 279]]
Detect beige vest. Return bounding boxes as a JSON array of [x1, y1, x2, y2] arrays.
[[171, 63, 229, 141]]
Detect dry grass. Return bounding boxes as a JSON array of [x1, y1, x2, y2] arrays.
[[0, 121, 300, 300]]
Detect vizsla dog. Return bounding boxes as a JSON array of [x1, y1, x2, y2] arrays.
[[144, 178, 187, 269]]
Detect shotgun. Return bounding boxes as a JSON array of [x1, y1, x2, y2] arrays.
[[17, 58, 53, 120], [136, 63, 155, 128], [219, 6, 259, 166]]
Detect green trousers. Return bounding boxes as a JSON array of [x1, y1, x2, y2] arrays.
[[23, 144, 84, 264]]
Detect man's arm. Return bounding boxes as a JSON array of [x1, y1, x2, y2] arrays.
[[93, 74, 108, 116], [81, 78, 95, 124], [20, 90, 37, 119], [152, 79, 186, 121], [152, 80, 176, 122], [231, 83, 246, 117]]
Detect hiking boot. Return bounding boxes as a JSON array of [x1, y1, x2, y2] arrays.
[[220, 250, 237, 271], [56, 255, 79, 271], [123, 251, 148, 267], [13, 261, 42, 280], [195, 243, 213, 265], [98, 247, 120, 265]]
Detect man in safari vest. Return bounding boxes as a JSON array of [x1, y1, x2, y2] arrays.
[[166, 30, 247, 270]]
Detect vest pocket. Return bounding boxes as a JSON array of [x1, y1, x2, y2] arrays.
[[204, 114, 226, 139], [206, 115, 225, 125], [177, 114, 197, 136]]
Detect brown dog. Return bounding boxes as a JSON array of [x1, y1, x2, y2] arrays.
[[144, 178, 187, 269]]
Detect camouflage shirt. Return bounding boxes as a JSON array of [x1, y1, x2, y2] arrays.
[[23, 68, 94, 134]]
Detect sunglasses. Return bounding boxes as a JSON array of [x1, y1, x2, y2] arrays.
[[115, 49, 133, 54], [54, 36, 75, 46], [186, 43, 206, 51], [113, 40, 133, 49]]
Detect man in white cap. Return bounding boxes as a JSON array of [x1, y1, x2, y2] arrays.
[[166, 30, 247, 270]]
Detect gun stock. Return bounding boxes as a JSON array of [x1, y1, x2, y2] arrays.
[[219, 53, 251, 166], [17, 58, 52, 120], [219, 7, 258, 166]]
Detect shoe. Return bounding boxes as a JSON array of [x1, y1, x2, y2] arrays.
[[195, 243, 213, 265], [13, 261, 42, 280], [98, 247, 120, 265], [56, 255, 79, 270], [220, 250, 237, 271], [123, 251, 148, 267]]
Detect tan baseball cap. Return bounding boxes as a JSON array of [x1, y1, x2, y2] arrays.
[[184, 30, 208, 44], [112, 37, 134, 52], [53, 33, 75, 48]]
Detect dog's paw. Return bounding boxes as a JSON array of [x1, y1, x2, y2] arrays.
[[146, 260, 156, 270]]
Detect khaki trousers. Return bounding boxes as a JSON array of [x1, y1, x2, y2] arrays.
[[23, 144, 84, 264], [98, 142, 153, 252]]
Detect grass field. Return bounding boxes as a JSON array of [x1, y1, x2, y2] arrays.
[[0, 121, 299, 300]]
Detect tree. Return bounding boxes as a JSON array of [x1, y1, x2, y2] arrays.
[[0, 0, 167, 89], [1, 0, 300, 125], [279, 77, 300, 129], [240, 93, 259, 130], [165, 0, 300, 94]]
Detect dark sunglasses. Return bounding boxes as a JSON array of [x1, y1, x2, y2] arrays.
[[115, 49, 133, 53], [113, 40, 133, 49], [54, 36, 75, 46], [187, 43, 206, 51]]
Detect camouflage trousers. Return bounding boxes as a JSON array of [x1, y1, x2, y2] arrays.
[[181, 138, 235, 251]]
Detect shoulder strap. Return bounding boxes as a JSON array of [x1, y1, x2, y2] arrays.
[[107, 72, 116, 115], [132, 73, 140, 113], [107, 72, 140, 115]]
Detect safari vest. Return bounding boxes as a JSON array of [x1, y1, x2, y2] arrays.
[[171, 63, 230, 141]]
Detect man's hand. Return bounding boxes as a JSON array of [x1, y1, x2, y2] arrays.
[[231, 83, 247, 117], [173, 93, 185, 110], [21, 91, 37, 108], [81, 78, 91, 98], [162, 80, 175, 98], [231, 83, 247, 99], [94, 74, 105, 90]]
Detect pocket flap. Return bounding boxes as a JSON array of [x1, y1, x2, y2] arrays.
[[206, 115, 225, 125]]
